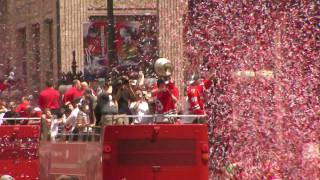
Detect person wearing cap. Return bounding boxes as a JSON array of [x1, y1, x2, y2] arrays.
[[0, 175, 14, 180], [26, 107, 43, 125]]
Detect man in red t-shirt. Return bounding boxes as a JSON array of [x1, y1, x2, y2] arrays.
[[39, 81, 61, 115], [153, 79, 179, 115], [63, 80, 82, 103], [16, 96, 31, 117], [16, 96, 31, 124]]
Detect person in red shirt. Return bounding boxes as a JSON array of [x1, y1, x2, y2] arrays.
[[16, 96, 31, 117], [0, 80, 8, 93], [186, 72, 216, 123], [153, 78, 179, 115], [39, 81, 61, 116], [16, 96, 31, 124], [187, 85, 204, 115], [63, 80, 82, 103]]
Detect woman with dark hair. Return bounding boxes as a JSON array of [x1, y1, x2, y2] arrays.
[[96, 82, 118, 126], [114, 76, 136, 124], [129, 90, 150, 124]]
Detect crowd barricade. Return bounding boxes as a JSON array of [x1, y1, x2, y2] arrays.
[[101, 114, 209, 180], [0, 118, 41, 180]]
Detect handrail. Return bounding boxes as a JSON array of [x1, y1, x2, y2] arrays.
[[0, 118, 41, 120], [0, 118, 41, 125], [0, 115, 206, 119], [42, 114, 207, 142], [100, 114, 207, 124], [100, 114, 207, 118]]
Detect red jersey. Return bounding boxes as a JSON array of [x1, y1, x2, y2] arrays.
[[0, 81, 8, 92], [39, 87, 60, 111], [187, 79, 212, 115], [187, 86, 204, 115], [16, 102, 31, 118], [154, 82, 179, 114], [63, 87, 83, 103]]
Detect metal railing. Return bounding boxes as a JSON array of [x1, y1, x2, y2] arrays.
[[0, 117, 41, 125], [100, 114, 207, 123], [0, 115, 207, 143], [51, 114, 207, 142]]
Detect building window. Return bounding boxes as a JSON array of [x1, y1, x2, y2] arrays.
[[45, 19, 54, 81], [17, 27, 27, 83], [32, 23, 41, 90], [0, 0, 7, 18]]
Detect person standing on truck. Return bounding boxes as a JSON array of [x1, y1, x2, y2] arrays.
[[15, 96, 32, 124], [152, 78, 179, 122], [114, 77, 136, 124], [38, 81, 61, 117], [186, 71, 216, 123], [129, 90, 150, 124], [96, 83, 120, 126], [81, 88, 97, 125], [63, 80, 82, 103]]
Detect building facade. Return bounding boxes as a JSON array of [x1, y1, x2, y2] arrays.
[[0, 0, 187, 92], [0, 0, 58, 93]]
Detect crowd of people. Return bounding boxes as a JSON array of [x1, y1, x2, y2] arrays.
[[0, 69, 216, 141]]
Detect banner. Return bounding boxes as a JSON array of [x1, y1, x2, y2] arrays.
[[83, 16, 158, 80], [83, 21, 108, 81]]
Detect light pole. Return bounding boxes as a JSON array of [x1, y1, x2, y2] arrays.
[[71, 50, 77, 77], [107, 0, 117, 66]]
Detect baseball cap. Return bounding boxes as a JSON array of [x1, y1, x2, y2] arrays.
[[0, 175, 14, 180]]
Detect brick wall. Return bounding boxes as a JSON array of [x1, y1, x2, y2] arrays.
[[1, 0, 58, 92], [158, 0, 188, 95], [1, 0, 187, 92]]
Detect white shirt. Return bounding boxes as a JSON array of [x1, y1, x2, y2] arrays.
[[130, 101, 149, 124], [64, 107, 80, 133], [0, 107, 8, 125], [50, 118, 59, 141]]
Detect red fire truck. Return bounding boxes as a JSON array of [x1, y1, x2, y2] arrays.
[[0, 116, 209, 180], [103, 124, 209, 180]]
